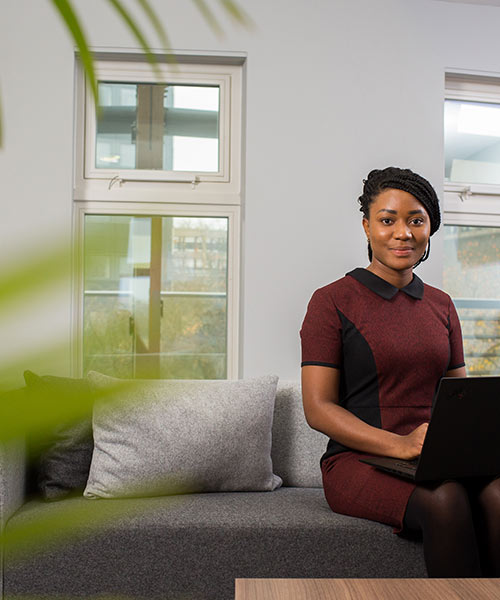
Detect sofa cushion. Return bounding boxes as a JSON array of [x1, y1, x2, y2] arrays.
[[84, 372, 282, 498], [3, 489, 426, 600], [271, 381, 327, 487], [23, 371, 93, 501]]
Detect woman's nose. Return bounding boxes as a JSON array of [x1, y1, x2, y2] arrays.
[[394, 222, 411, 239]]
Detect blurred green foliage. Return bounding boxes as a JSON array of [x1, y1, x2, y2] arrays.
[[0, 2, 249, 592], [1, 0, 252, 147]]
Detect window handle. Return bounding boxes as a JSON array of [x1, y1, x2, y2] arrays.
[[108, 175, 123, 190], [459, 186, 471, 202]]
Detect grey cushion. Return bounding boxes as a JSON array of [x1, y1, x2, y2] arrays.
[[3, 489, 425, 600], [271, 381, 327, 487], [85, 373, 282, 498], [22, 372, 93, 501]]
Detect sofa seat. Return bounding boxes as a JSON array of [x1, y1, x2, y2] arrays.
[[3, 487, 426, 600]]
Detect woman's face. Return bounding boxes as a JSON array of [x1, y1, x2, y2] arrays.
[[362, 188, 431, 274]]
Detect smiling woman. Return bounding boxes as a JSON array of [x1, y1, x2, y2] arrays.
[[358, 167, 441, 278], [300, 166, 500, 578]]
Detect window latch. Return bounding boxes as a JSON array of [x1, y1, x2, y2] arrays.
[[109, 175, 123, 190], [458, 186, 471, 202]]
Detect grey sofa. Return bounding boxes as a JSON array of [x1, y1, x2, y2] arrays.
[[0, 381, 425, 600]]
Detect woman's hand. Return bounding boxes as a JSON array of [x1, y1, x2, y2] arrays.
[[395, 422, 429, 460]]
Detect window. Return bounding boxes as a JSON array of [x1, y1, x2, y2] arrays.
[[443, 74, 500, 375], [94, 83, 220, 173], [444, 225, 500, 375], [444, 74, 500, 202], [73, 54, 243, 379]]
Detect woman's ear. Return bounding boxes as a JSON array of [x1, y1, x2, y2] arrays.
[[362, 217, 370, 240]]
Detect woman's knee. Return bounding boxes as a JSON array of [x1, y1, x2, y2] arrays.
[[478, 477, 500, 519], [407, 481, 471, 530]]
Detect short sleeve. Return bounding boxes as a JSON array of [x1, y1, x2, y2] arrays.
[[300, 287, 342, 368], [448, 297, 465, 371]]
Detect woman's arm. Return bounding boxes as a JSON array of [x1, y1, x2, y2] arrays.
[[445, 366, 467, 378], [301, 365, 427, 460]]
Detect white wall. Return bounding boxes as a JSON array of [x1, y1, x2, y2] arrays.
[[2, 0, 500, 382]]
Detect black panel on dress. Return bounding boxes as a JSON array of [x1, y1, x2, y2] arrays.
[[321, 309, 382, 463]]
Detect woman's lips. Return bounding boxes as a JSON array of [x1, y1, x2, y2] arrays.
[[390, 247, 414, 256]]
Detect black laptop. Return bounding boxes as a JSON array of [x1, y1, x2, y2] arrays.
[[360, 376, 500, 483]]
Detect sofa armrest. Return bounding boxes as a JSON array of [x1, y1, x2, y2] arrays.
[[0, 438, 26, 531], [1, 387, 28, 531], [1, 436, 26, 599]]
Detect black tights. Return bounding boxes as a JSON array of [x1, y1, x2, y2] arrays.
[[403, 477, 500, 577]]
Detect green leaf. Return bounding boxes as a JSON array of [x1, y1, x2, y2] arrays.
[[1, 494, 180, 563], [106, 0, 162, 78], [0, 363, 140, 444], [219, 0, 253, 27], [135, 0, 173, 58], [0, 343, 69, 396], [50, 0, 98, 106], [191, 0, 224, 37], [0, 241, 71, 313]]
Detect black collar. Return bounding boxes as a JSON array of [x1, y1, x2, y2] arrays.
[[346, 268, 424, 300]]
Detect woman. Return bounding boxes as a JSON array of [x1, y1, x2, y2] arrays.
[[300, 167, 500, 577]]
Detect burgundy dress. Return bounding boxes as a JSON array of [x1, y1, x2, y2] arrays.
[[300, 268, 465, 532]]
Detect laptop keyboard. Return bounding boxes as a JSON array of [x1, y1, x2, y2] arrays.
[[395, 459, 418, 470]]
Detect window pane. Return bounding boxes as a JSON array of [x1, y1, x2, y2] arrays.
[[83, 215, 228, 379], [96, 82, 220, 172], [443, 225, 500, 375], [445, 99, 500, 185]]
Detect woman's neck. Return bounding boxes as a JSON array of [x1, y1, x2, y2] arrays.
[[365, 262, 414, 289]]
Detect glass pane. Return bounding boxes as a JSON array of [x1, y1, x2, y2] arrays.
[[443, 225, 500, 375], [445, 99, 500, 185], [83, 215, 228, 379], [96, 82, 220, 172]]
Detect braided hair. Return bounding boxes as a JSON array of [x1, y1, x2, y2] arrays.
[[357, 167, 441, 266]]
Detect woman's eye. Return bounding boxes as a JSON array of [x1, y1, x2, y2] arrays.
[[381, 218, 393, 225], [411, 218, 424, 225]]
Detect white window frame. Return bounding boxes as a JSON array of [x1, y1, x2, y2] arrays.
[[74, 55, 243, 203], [72, 52, 244, 379], [444, 73, 500, 227], [72, 201, 240, 379], [443, 73, 500, 377]]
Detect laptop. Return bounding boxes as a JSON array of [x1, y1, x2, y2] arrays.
[[359, 376, 500, 483]]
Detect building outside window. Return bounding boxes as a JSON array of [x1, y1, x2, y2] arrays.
[[93, 82, 221, 175], [73, 55, 243, 380], [83, 214, 228, 380], [443, 74, 500, 375]]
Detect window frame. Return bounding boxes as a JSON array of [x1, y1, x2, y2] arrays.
[[444, 73, 500, 226], [443, 73, 500, 376], [74, 56, 243, 202], [72, 200, 241, 379], [72, 53, 244, 379]]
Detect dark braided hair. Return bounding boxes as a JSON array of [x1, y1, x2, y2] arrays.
[[357, 167, 441, 266]]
